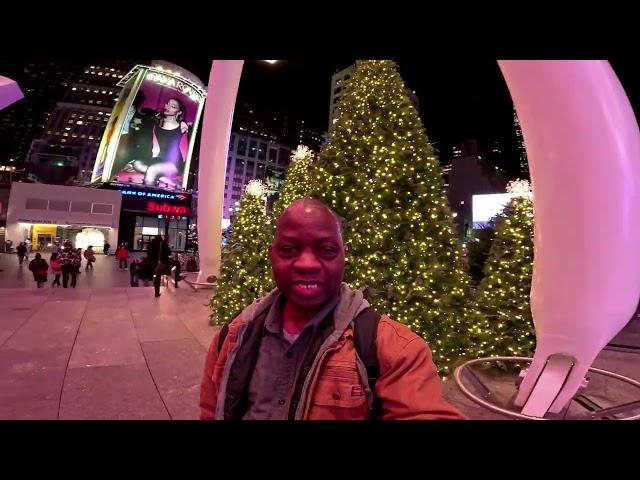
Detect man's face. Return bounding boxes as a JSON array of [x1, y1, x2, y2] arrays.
[[269, 204, 345, 313]]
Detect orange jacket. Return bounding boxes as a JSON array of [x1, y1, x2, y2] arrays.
[[200, 285, 466, 420]]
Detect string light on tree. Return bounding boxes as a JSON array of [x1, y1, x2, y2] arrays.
[[271, 144, 315, 220], [506, 178, 532, 196], [469, 195, 535, 363], [311, 60, 472, 374]]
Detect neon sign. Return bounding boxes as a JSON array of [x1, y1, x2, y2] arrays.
[[146, 201, 191, 216], [120, 189, 176, 200], [145, 71, 204, 103]]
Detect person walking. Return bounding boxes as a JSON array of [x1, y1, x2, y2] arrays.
[[116, 243, 129, 271], [59, 241, 78, 288], [147, 235, 171, 298], [28, 253, 48, 288], [16, 242, 27, 266], [73, 249, 83, 278], [129, 258, 141, 287], [84, 245, 96, 270], [103, 241, 111, 256], [50, 252, 62, 287]]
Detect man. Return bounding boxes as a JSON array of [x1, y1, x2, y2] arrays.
[[200, 198, 465, 420], [16, 242, 27, 265], [58, 241, 78, 288]]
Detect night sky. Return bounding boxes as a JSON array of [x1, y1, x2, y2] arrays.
[[175, 58, 640, 175]]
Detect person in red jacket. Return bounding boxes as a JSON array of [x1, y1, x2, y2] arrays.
[[28, 253, 49, 288], [115, 242, 130, 271], [200, 199, 465, 420]]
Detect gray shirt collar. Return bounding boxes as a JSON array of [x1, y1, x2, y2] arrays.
[[264, 293, 340, 336]]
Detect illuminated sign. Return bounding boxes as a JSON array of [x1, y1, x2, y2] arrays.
[[145, 71, 204, 103], [119, 189, 177, 200], [472, 192, 533, 228], [146, 201, 191, 216], [91, 64, 206, 191]]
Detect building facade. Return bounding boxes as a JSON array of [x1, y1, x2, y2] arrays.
[[447, 139, 508, 238], [0, 61, 83, 167], [223, 132, 292, 220], [328, 65, 355, 130], [100, 182, 192, 252], [5, 181, 122, 251]]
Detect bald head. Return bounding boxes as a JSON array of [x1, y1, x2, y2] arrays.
[[275, 198, 343, 242]]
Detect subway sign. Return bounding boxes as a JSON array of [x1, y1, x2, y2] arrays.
[[146, 201, 191, 216]]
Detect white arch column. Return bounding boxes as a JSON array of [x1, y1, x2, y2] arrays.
[[196, 60, 244, 283], [500, 60, 640, 416]]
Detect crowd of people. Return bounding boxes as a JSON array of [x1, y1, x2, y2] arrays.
[[16, 235, 176, 297], [21, 240, 84, 288]]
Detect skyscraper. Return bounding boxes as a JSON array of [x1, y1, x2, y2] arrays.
[[328, 65, 355, 130], [26, 61, 137, 184], [0, 61, 83, 166], [514, 106, 529, 177]]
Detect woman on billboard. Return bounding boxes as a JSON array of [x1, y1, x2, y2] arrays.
[[125, 97, 190, 188]]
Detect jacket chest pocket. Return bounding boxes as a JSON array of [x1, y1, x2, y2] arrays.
[[307, 362, 369, 419]]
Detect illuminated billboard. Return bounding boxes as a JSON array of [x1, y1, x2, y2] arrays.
[[92, 63, 206, 191], [472, 192, 533, 228]]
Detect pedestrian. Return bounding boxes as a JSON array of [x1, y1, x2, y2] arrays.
[[171, 253, 182, 288], [116, 243, 129, 271], [59, 240, 78, 288], [147, 235, 171, 298], [50, 252, 62, 287], [139, 255, 153, 287], [16, 242, 27, 266], [28, 253, 48, 289], [73, 248, 83, 277], [84, 245, 96, 270], [199, 198, 466, 420], [24, 238, 31, 255], [129, 258, 141, 287], [103, 241, 111, 256]]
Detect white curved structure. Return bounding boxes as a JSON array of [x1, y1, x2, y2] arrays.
[[0, 75, 23, 110], [500, 60, 640, 417], [196, 61, 244, 283]]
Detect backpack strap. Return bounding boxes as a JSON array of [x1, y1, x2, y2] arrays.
[[353, 307, 382, 419], [217, 322, 230, 353]]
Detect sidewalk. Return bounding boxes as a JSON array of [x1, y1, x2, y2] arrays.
[[0, 285, 215, 419], [1, 249, 638, 419]]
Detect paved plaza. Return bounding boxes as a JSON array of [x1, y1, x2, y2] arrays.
[[0, 253, 639, 420]]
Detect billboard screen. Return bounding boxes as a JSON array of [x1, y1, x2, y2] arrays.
[[92, 65, 206, 191], [472, 192, 532, 228]]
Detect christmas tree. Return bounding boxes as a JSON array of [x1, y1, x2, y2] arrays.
[[312, 60, 470, 373], [470, 182, 535, 360], [210, 180, 274, 326], [270, 145, 315, 219]]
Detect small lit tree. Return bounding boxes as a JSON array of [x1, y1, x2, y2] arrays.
[[210, 180, 273, 325], [270, 145, 315, 219], [470, 180, 535, 360]]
